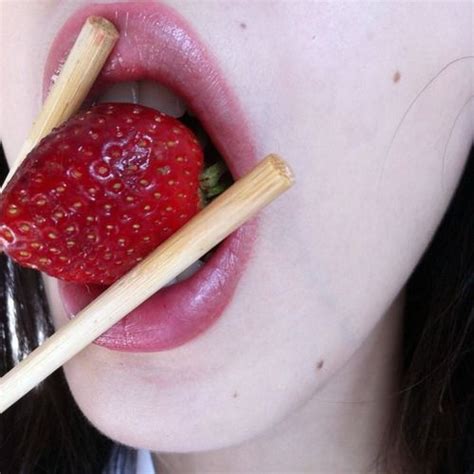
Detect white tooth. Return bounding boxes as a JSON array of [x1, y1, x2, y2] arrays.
[[162, 260, 203, 289], [139, 80, 186, 117], [98, 81, 139, 104], [175, 260, 204, 283], [163, 277, 178, 288]]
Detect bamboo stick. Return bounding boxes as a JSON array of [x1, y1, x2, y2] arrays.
[[0, 154, 294, 413], [1, 16, 118, 191]]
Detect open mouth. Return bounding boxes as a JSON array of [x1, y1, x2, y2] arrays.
[[94, 81, 234, 283], [45, 2, 258, 352]]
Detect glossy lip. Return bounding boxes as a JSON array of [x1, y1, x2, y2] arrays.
[[45, 2, 259, 352]]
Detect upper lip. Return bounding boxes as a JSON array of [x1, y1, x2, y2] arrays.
[[43, 1, 257, 179], [44, 1, 259, 352]]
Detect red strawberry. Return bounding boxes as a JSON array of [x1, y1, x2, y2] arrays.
[[0, 103, 204, 284]]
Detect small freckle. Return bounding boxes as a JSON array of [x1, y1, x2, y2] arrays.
[[239, 22, 247, 29], [317, 360, 324, 370], [393, 71, 401, 83], [233, 391, 238, 398]]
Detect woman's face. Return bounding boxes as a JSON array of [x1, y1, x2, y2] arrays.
[[1, 0, 472, 453]]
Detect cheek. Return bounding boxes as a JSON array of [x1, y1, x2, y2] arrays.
[[0, 7, 50, 164]]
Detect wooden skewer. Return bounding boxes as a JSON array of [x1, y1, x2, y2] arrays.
[[1, 16, 118, 191], [0, 15, 294, 413], [0, 154, 294, 413]]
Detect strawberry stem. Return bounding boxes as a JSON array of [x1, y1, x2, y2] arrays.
[[199, 161, 232, 204]]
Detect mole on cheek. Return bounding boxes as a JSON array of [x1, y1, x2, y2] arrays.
[[239, 22, 247, 30], [393, 71, 401, 83], [233, 391, 239, 398], [316, 360, 324, 370]]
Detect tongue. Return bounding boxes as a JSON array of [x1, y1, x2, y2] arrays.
[[98, 80, 186, 117]]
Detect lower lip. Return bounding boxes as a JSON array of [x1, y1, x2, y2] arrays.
[[50, 2, 259, 352], [58, 224, 256, 352]]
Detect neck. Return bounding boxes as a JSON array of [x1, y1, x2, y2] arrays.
[[153, 292, 404, 473]]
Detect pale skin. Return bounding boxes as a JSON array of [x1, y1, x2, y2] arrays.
[[1, 1, 473, 473]]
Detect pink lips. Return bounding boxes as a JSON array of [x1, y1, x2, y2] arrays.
[[46, 2, 258, 352]]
